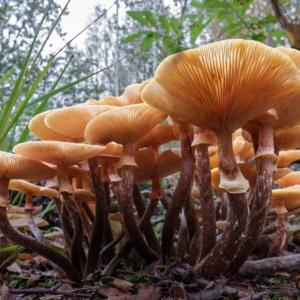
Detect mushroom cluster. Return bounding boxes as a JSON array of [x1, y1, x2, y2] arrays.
[[2, 39, 300, 281]]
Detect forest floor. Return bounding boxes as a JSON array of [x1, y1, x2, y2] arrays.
[[2, 257, 300, 299], [2, 185, 300, 299]]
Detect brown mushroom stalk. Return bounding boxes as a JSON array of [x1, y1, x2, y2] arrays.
[[193, 127, 216, 260], [161, 123, 194, 261], [85, 156, 109, 275], [121, 163, 158, 262], [84, 103, 166, 263], [183, 192, 201, 265], [226, 123, 275, 275], [25, 210, 45, 243], [102, 187, 166, 275], [195, 133, 249, 277], [57, 164, 85, 276], [133, 183, 161, 255], [0, 206, 81, 282], [268, 213, 287, 257]]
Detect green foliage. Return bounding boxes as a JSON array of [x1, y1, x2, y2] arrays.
[[38, 279, 55, 288], [123, 0, 287, 57]]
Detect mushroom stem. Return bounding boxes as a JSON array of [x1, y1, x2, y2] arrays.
[[195, 144, 216, 260], [217, 133, 249, 193], [0, 178, 9, 207], [103, 181, 115, 261], [195, 133, 249, 277], [0, 206, 81, 282], [57, 164, 85, 275], [102, 191, 164, 275], [24, 193, 48, 245], [61, 191, 85, 276], [161, 123, 194, 261], [226, 124, 274, 275], [183, 193, 201, 265], [98, 231, 126, 265], [82, 202, 95, 224], [121, 165, 158, 262], [85, 156, 108, 275], [79, 204, 93, 243], [25, 209, 47, 245], [268, 213, 287, 257], [215, 190, 223, 220], [160, 189, 169, 210], [113, 181, 123, 212], [61, 202, 87, 272], [177, 212, 188, 260], [133, 183, 161, 255]]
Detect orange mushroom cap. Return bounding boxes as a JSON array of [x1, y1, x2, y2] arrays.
[[0, 151, 56, 181], [142, 39, 300, 134], [13, 141, 106, 166], [275, 171, 300, 188], [270, 188, 300, 213], [134, 124, 177, 152], [278, 150, 300, 167], [29, 110, 81, 142], [45, 104, 116, 139], [84, 104, 167, 145]]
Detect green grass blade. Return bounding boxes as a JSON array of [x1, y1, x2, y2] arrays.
[[0, 246, 25, 269], [18, 55, 74, 144], [35, 200, 55, 218], [24, 1, 70, 83], [0, 1, 53, 135], [0, 59, 53, 142], [0, 245, 21, 253], [5, 122, 17, 151], [25, 55, 126, 108], [0, 67, 14, 85]]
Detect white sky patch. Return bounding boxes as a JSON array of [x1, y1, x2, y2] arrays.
[[45, 0, 114, 53]]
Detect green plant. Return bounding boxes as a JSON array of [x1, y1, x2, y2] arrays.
[[39, 279, 54, 288], [122, 0, 287, 56]]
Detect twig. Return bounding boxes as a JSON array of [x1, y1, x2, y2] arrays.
[[10, 282, 91, 298], [223, 0, 253, 33], [116, 269, 165, 281], [239, 254, 300, 276], [53, 1, 117, 58]]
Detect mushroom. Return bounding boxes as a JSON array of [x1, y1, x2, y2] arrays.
[[29, 110, 82, 142], [0, 151, 80, 282], [13, 141, 106, 277], [142, 39, 300, 276], [45, 104, 116, 140], [85, 103, 166, 263], [9, 179, 59, 244], [134, 124, 177, 152], [191, 126, 216, 260], [278, 150, 300, 168], [275, 171, 300, 187], [268, 188, 300, 256]]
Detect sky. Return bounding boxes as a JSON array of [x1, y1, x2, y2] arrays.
[[46, 0, 114, 53]]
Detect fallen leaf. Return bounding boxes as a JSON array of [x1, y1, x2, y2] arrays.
[[190, 284, 224, 300], [112, 278, 134, 292], [97, 286, 126, 297], [108, 296, 137, 300], [169, 284, 186, 299], [6, 262, 22, 274], [137, 284, 161, 300], [18, 253, 35, 263]]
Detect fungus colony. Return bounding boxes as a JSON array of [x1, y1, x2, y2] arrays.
[[1, 39, 300, 281]]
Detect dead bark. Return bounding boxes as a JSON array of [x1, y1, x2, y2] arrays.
[[238, 254, 300, 276]]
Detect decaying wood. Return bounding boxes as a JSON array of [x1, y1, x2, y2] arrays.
[[239, 254, 300, 276]]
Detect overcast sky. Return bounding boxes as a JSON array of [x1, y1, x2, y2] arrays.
[[46, 0, 113, 53]]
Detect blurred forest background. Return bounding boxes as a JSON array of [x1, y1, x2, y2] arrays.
[[0, 0, 299, 148]]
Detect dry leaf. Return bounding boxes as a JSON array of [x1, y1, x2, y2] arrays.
[[112, 278, 134, 292]]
